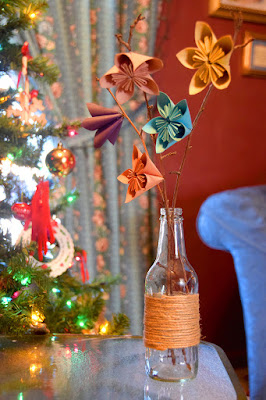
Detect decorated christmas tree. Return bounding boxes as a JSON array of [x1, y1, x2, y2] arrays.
[[0, 0, 129, 336]]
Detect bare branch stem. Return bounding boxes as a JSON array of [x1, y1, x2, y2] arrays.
[[172, 84, 214, 208]]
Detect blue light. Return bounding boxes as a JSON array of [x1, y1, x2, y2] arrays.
[[2, 297, 12, 305]]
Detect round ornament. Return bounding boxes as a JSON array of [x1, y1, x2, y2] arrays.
[[16, 221, 74, 277], [45, 142, 75, 177], [11, 202, 31, 221]]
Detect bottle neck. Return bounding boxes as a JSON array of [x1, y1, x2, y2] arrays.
[[156, 208, 187, 263]]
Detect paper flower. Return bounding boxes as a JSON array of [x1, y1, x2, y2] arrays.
[[99, 52, 163, 104], [117, 145, 164, 203], [82, 103, 124, 148], [176, 21, 233, 95], [142, 92, 192, 154]]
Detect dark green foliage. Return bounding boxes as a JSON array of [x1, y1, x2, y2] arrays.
[[107, 313, 131, 335], [0, 242, 129, 336], [50, 190, 80, 215]]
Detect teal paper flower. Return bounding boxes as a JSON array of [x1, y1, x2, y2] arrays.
[[142, 92, 193, 154]]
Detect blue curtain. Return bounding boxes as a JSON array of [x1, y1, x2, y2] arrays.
[[24, 0, 161, 335]]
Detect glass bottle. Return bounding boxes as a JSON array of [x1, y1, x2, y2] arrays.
[[144, 208, 199, 382]]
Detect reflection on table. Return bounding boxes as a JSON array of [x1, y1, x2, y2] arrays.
[[0, 335, 247, 399]]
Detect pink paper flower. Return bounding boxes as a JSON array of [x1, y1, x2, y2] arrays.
[[99, 52, 163, 104]]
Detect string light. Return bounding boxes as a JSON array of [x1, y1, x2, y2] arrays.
[[7, 153, 14, 162], [52, 288, 60, 293], [0, 96, 8, 103], [17, 393, 23, 400], [67, 128, 78, 137], [29, 12, 38, 20], [99, 321, 109, 335], [13, 273, 31, 286], [79, 321, 85, 328], [1, 297, 12, 305], [31, 310, 44, 326], [66, 300, 72, 308], [66, 193, 77, 203], [21, 276, 30, 286]]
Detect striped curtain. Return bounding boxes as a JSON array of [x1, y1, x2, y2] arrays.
[[24, 0, 161, 335]]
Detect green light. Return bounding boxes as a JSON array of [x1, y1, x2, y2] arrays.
[[18, 393, 23, 400], [79, 321, 85, 328], [67, 195, 75, 203], [52, 288, 60, 293], [21, 277, 30, 286], [7, 153, 14, 161], [66, 300, 72, 308], [51, 336, 56, 341]]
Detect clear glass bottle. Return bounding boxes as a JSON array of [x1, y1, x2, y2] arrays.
[[144, 208, 199, 382]]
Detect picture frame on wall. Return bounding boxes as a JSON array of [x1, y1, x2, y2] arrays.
[[242, 31, 266, 76], [209, 0, 266, 24]]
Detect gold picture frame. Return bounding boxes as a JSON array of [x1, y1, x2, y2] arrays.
[[209, 0, 266, 24], [242, 31, 266, 76]]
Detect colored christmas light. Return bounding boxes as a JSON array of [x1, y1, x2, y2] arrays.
[[52, 288, 60, 293], [66, 300, 72, 308], [29, 12, 38, 19], [99, 321, 109, 335], [21, 276, 30, 286], [7, 153, 14, 162], [2, 297, 12, 305], [67, 193, 77, 203], [31, 310, 44, 325]]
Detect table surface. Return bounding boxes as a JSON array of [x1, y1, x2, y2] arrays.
[[0, 335, 247, 400]]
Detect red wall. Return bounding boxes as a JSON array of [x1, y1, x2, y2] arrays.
[[155, 0, 266, 365]]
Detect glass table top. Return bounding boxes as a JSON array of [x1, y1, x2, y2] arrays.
[[0, 335, 247, 400]]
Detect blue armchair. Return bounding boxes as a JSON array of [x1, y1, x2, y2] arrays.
[[197, 186, 266, 400]]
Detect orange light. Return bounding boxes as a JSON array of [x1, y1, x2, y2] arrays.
[[31, 310, 44, 325], [99, 321, 109, 335], [29, 12, 37, 19]]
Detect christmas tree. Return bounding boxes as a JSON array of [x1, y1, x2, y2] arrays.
[[0, 0, 129, 336]]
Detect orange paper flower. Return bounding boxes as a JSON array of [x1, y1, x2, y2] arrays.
[[117, 145, 164, 203], [99, 52, 163, 104], [176, 22, 233, 95]]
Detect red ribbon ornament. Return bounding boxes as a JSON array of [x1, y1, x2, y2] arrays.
[[31, 181, 55, 261], [17, 42, 32, 89], [76, 250, 89, 283]]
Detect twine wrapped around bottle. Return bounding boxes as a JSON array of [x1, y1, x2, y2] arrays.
[[144, 293, 200, 351]]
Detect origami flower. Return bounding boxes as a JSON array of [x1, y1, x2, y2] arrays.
[[99, 52, 163, 104], [117, 145, 164, 203], [82, 103, 124, 148], [142, 92, 192, 154], [176, 21, 233, 95]]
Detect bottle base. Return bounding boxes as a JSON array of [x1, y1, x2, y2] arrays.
[[145, 346, 198, 382], [146, 364, 197, 383]]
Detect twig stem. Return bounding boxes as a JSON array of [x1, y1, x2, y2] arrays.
[[172, 84, 214, 208]]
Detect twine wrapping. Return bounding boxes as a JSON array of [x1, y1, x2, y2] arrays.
[[144, 293, 200, 350]]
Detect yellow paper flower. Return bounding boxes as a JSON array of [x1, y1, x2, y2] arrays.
[[176, 22, 233, 95]]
